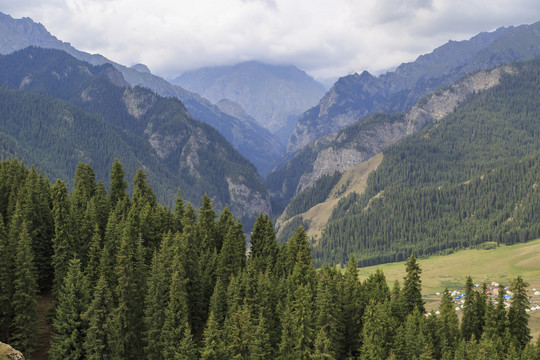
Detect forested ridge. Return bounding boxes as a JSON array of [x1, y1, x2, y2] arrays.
[[316, 59, 540, 267], [1, 159, 539, 360], [0, 47, 269, 226]]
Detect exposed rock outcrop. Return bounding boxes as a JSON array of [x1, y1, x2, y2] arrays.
[[0, 342, 25, 360]]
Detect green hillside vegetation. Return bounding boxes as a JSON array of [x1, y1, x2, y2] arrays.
[[316, 59, 540, 266], [1, 159, 538, 360], [0, 47, 268, 225]]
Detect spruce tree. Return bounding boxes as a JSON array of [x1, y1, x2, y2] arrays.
[[363, 269, 390, 305], [218, 223, 246, 284], [83, 274, 114, 360], [51, 179, 74, 297], [0, 212, 14, 341], [250, 310, 273, 360], [342, 255, 363, 358], [315, 266, 344, 359], [10, 221, 38, 357], [289, 284, 316, 360], [109, 224, 147, 360], [85, 224, 103, 291], [209, 276, 228, 326], [49, 258, 90, 360], [250, 213, 278, 272], [437, 289, 460, 358], [1, 202, 25, 341], [461, 276, 476, 341], [109, 158, 128, 210], [223, 304, 254, 359], [173, 189, 185, 234], [359, 301, 394, 360], [201, 311, 226, 360], [402, 255, 425, 315], [161, 267, 190, 360], [392, 309, 425, 360], [508, 276, 532, 349], [19, 168, 53, 289], [144, 233, 175, 360], [311, 327, 335, 360]]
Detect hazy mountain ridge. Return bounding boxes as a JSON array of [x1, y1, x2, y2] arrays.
[[0, 47, 271, 223], [173, 61, 326, 140], [268, 64, 515, 215], [287, 21, 540, 155], [0, 12, 281, 174]]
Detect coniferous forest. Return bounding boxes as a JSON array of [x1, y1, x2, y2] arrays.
[[0, 158, 539, 360]]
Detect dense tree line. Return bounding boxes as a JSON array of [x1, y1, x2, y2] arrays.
[[318, 59, 540, 266], [1, 159, 539, 359]]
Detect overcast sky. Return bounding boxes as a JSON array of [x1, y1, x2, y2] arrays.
[[2, 0, 540, 83]]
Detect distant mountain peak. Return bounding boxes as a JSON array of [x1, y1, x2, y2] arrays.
[[130, 63, 151, 74], [173, 61, 326, 137]]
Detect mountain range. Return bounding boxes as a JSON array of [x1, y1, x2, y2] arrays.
[[269, 20, 540, 210], [173, 61, 326, 144], [0, 12, 282, 175], [285, 21, 540, 156], [2, 11, 540, 267]]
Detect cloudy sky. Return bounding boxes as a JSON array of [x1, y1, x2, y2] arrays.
[[2, 0, 540, 83]]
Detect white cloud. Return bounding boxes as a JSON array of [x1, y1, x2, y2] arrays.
[[1, 0, 539, 81]]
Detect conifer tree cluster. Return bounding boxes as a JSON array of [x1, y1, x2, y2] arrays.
[[0, 158, 538, 359]]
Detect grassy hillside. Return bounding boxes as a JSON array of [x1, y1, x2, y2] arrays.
[[276, 153, 383, 244]]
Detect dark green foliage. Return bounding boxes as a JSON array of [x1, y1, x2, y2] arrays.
[[360, 301, 394, 360], [83, 274, 114, 360], [437, 289, 460, 357], [143, 233, 175, 360], [0, 159, 537, 359], [109, 226, 147, 360], [201, 311, 226, 360], [18, 168, 54, 290], [250, 213, 279, 272], [402, 255, 425, 315], [0, 212, 15, 342], [109, 158, 128, 210], [10, 222, 38, 357], [49, 258, 90, 360], [509, 276, 532, 349]]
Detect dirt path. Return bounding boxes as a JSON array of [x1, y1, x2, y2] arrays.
[[32, 290, 53, 360]]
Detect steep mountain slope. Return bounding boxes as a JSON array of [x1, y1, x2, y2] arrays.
[[0, 47, 271, 223], [0, 12, 281, 174], [287, 21, 540, 155], [314, 58, 540, 266], [267, 65, 514, 213], [173, 61, 326, 140]]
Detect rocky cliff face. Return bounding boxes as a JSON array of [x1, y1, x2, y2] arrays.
[[269, 65, 517, 212], [286, 21, 540, 156]]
